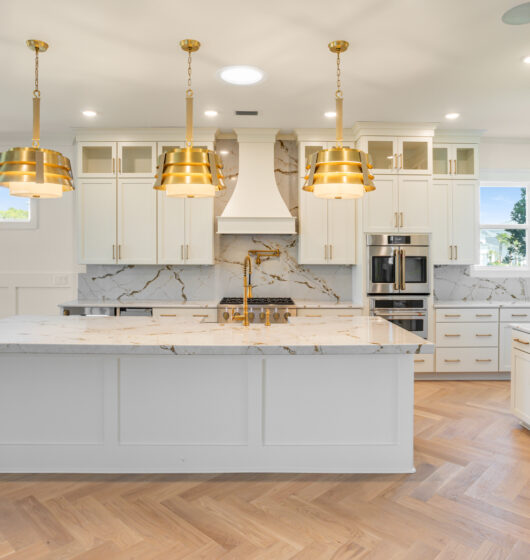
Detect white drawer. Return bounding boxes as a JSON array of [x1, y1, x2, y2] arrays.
[[500, 308, 530, 322], [436, 348, 498, 372], [436, 308, 498, 323], [436, 322, 498, 347], [414, 354, 434, 373], [153, 308, 216, 321], [512, 330, 530, 354], [296, 308, 363, 318]]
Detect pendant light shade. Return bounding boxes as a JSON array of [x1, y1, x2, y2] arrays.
[[0, 40, 74, 199], [303, 41, 375, 199], [154, 40, 226, 198]]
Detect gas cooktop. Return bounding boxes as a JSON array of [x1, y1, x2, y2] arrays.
[[219, 297, 295, 306]]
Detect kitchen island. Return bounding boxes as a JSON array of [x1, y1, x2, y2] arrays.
[[0, 315, 432, 473]]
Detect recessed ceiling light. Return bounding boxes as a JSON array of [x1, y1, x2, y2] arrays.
[[204, 110, 218, 117], [445, 112, 460, 120], [502, 2, 530, 25], [219, 150, 229, 155], [82, 110, 97, 117], [219, 66, 264, 85], [523, 55, 530, 64], [324, 111, 336, 118]]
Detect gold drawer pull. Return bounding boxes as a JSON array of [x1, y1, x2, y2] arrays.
[[475, 334, 492, 337], [444, 359, 461, 363], [160, 314, 177, 317], [305, 314, 322, 317], [444, 334, 461, 337], [513, 337, 530, 345], [338, 314, 354, 317], [476, 314, 492, 317], [444, 314, 461, 317], [475, 359, 492, 362], [193, 314, 209, 317], [414, 359, 425, 363], [512, 314, 528, 317]]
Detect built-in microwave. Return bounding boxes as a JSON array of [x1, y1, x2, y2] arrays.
[[367, 234, 430, 295]]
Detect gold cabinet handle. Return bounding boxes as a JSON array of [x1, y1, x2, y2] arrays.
[[400, 153, 403, 169], [444, 334, 461, 337], [449, 159, 452, 174], [511, 314, 528, 317], [454, 245, 458, 260], [193, 314, 208, 317], [329, 244, 333, 260], [475, 314, 492, 317], [449, 245, 452, 260], [160, 314, 177, 317], [513, 337, 530, 345], [112, 244, 115, 260], [119, 157, 122, 173], [414, 359, 425, 363], [475, 359, 492, 362], [112, 157, 115, 173], [181, 245, 184, 260], [394, 153, 398, 169], [393, 248, 400, 290], [453, 159, 457, 174], [444, 359, 461, 363], [338, 314, 354, 317], [400, 212, 404, 227], [475, 333, 492, 337], [118, 245, 122, 259], [305, 314, 322, 317], [444, 314, 461, 318]]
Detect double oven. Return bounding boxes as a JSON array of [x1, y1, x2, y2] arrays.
[[367, 234, 430, 339]]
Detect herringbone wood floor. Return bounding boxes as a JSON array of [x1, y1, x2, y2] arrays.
[[0, 381, 528, 559]]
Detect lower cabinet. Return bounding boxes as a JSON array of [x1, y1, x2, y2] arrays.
[[152, 308, 217, 321], [296, 308, 363, 318], [499, 308, 530, 371], [436, 347, 499, 373], [512, 346, 530, 426], [414, 354, 434, 373]]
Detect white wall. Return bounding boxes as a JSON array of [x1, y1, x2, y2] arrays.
[[0, 140, 78, 317], [480, 138, 530, 179]]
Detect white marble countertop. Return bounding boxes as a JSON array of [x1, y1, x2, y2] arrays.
[[0, 315, 433, 356], [434, 301, 530, 308], [60, 299, 363, 310], [511, 323, 530, 334]]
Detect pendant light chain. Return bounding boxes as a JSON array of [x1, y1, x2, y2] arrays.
[[32, 46, 41, 148], [186, 50, 193, 97], [185, 48, 194, 147], [336, 51, 342, 99], [335, 51, 343, 148]]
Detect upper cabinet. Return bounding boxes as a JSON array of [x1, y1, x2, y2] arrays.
[[433, 143, 478, 179], [296, 137, 356, 265], [360, 136, 432, 175]]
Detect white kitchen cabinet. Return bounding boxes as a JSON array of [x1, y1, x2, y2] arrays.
[[414, 354, 434, 373], [117, 179, 157, 264], [363, 175, 430, 233], [118, 142, 157, 177], [433, 143, 478, 179], [77, 179, 117, 264], [432, 180, 477, 264], [77, 142, 117, 178], [360, 136, 431, 175], [152, 308, 216, 321], [158, 195, 214, 265], [298, 142, 356, 265], [296, 308, 363, 318], [511, 344, 530, 427], [499, 309, 530, 371]]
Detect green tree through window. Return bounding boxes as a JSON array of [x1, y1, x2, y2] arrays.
[[497, 188, 526, 265]]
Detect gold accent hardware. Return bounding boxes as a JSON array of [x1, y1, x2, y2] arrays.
[[305, 314, 322, 317], [400, 212, 404, 228], [400, 248, 406, 291], [193, 314, 208, 317], [330, 244, 333, 260], [232, 255, 252, 326], [444, 334, 461, 337], [393, 248, 400, 291], [186, 244, 190, 260], [119, 158, 122, 173], [449, 159, 452, 174], [444, 314, 461, 317], [112, 158, 115, 173], [414, 359, 425, 363], [444, 359, 461, 362], [302, 41, 374, 199], [476, 314, 492, 317], [118, 245, 122, 259], [338, 314, 354, 317], [325, 244, 328, 260], [112, 244, 115, 260], [248, 249, 280, 265], [400, 153, 403, 169], [394, 154, 398, 169], [0, 40, 74, 198], [63, 309, 70, 316], [223, 311, 230, 320], [514, 337, 530, 344], [454, 159, 457, 174], [265, 309, 271, 326], [475, 334, 492, 337], [512, 314, 528, 317], [153, 39, 225, 197], [160, 314, 177, 317], [455, 245, 458, 260], [475, 359, 492, 362], [449, 245, 452, 260]]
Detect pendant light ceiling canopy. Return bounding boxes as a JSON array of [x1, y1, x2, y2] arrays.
[[0, 40, 74, 199], [303, 40, 375, 199], [154, 39, 226, 198]]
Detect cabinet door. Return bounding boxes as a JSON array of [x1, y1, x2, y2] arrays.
[[77, 179, 117, 264], [117, 179, 157, 264], [185, 198, 214, 265], [157, 193, 185, 264], [363, 137, 398, 174], [451, 180, 478, 264], [397, 137, 431, 175], [511, 349, 530, 425], [117, 142, 157, 177], [397, 176, 431, 232], [362, 175, 398, 233], [433, 144, 451, 178], [500, 322, 530, 371], [453, 144, 478, 179], [431, 180, 452, 264], [298, 143, 329, 264], [327, 199, 356, 264], [76, 142, 116, 178]]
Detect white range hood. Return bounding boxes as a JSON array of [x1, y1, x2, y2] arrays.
[[217, 128, 296, 234]]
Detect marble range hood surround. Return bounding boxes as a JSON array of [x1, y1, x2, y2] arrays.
[[217, 129, 296, 234]]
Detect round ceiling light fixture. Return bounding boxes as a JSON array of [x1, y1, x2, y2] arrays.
[[445, 112, 460, 120], [523, 55, 530, 64], [324, 111, 337, 118], [219, 66, 264, 85], [204, 110, 218, 117], [82, 110, 97, 117], [502, 2, 530, 24]]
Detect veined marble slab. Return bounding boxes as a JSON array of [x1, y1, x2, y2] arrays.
[[435, 301, 530, 308], [0, 315, 433, 356], [294, 300, 363, 309], [511, 324, 530, 335], [59, 300, 219, 309]]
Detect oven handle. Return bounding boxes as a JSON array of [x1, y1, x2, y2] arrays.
[[374, 313, 426, 319], [393, 248, 400, 291], [400, 248, 406, 291]]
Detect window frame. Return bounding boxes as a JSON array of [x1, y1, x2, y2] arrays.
[[0, 197, 39, 230], [472, 181, 530, 276]]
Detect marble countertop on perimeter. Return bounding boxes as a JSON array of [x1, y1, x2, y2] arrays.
[[0, 315, 433, 356], [434, 301, 530, 308], [510, 323, 530, 334], [293, 300, 363, 309]]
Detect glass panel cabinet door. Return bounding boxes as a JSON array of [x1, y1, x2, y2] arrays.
[[399, 138, 430, 174], [118, 142, 157, 177], [433, 145, 450, 176], [454, 145, 477, 178], [366, 139, 396, 173], [77, 142, 117, 178]]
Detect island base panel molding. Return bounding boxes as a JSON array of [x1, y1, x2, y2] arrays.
[[0, 354, 414, 474]]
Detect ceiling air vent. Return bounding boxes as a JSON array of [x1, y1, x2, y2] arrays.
[[235, 110, 258, 116]]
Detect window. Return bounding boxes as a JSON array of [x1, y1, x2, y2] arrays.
[[479, 183, 528, 268], [0, 188, 38, 229]]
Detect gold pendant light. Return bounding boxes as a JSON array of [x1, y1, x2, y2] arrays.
[[0, 40, 74, 199], [154, 39, 226, 198], [303, 40, 375, 199]]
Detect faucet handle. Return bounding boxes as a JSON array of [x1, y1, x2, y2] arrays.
[[265, 309, 271, 327]]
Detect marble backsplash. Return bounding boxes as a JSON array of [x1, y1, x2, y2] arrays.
[[78, 139, 354, 303], [434, 265, 530, 302]]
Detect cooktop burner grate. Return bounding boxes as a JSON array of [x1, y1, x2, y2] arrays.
[[219, 297, 295, 306]]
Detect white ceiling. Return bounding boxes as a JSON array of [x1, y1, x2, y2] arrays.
[[1, 0, 530, 139]]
